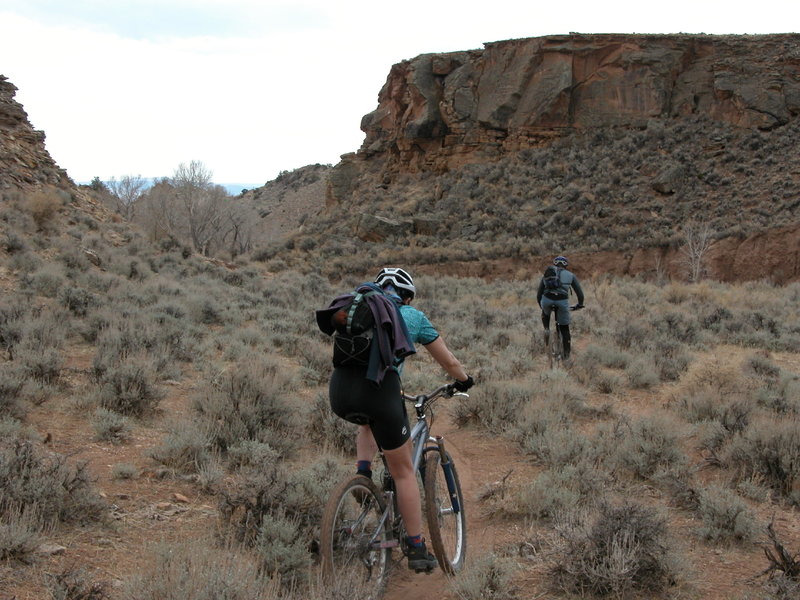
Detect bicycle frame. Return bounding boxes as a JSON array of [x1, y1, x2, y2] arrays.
[[374, 387, 462, 548], [320, 383, 469, 586]]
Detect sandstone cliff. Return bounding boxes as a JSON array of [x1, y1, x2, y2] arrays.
[[0, 75, 73, 193], [304, 34, 800, 283], [356, 33, 800, 175]]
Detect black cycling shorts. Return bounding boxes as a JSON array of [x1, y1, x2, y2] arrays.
[[329, 367, 410, 451]]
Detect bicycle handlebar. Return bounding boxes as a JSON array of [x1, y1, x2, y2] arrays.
[[403, 383, 466, 408]]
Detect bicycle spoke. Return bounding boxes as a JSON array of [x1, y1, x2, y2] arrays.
[[321, 477, 391, 595]]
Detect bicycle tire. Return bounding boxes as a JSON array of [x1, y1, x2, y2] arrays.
[[551, 325, 562, 367], [424, 451, 467, 575], [320, 475, 391, 595]]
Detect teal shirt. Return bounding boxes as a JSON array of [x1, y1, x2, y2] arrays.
[[399, 304, 439, 346], [386, 298, 439, 375]]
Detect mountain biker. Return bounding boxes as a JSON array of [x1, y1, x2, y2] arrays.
[[328, 267, 474, 572], [537, 256, 585, 360]]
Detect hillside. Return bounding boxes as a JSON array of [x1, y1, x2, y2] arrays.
[[261, 34, 800, 284]]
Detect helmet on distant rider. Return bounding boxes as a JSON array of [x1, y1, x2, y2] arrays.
[[553, 256, 569, 268], [375, 267, 416, 300]]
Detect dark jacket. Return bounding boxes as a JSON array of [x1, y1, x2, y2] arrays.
[[537, 268, 585, 306], [316, 283, 416, 385]]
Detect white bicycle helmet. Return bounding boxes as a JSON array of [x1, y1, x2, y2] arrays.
[[553, 255, 569, 268], [375, 267, 416, 299]]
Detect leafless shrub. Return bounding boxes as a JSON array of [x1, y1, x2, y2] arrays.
[[549, 502, 680, 597], [47, 566, 109, 600], [0, 440, 106, 525]]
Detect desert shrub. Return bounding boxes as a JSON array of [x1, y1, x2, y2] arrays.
[[91, 408, 131, 444], [0, 298, 28, 359], [592, 370, 624, 394], [453, 380, 530, 433], [59, 285, 95, 317], [0, 506, 42, 564], [625, 356, 660, 389], [452, 553, 518, 600], [110, 463, 139, 480], [306, 391, 356, 453], [296, 339, 330, 386], [26, 263, 65, 297], [47, 566, 109, 600], [253, 513, 311, 585], [549, 502, 680, 598], [745, 353, 782, 382], [696, 485, 759, 544], [227, 440, 279, 473], [15, 310, 66, 384], [651, 339, 692, 381], [0, 364, 26, 419], [513, 464, 606, 521], [615, 415, 687, 481], [0, 441, 105, 525], [94, 360, 163, 416], [518, 415, 591, 468], [148, 421, 211, 474], [91, 314, 194, 378], [25, 188, 63, 230], [583, 344, 633, 369], [119, 542, 278, 600], [725, 417, 800, 502], [193, 360, 298, 456], [754, 371, 800, 415]]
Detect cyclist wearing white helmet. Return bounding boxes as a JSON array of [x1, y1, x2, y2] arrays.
[[537, 256, 585, 360], [329, 266, 473, 572]]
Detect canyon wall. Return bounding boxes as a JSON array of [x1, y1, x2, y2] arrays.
[[357, 33, 800, 174]]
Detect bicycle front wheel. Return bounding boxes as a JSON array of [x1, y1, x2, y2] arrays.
[[424, 451, 467, 574], [320, 475, 391, 596]]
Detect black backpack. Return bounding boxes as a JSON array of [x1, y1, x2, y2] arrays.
[[543, 266, 568, 298], [330, 288, 381, 367]]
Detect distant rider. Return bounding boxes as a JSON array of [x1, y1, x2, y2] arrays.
[[536, 256, 585, 360]]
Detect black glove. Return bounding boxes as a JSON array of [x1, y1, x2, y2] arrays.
[[453, 376, 474, 392]]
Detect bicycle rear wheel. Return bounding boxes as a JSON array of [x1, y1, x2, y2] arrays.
[[424, 451, 467, 574], [320, 475, 391, 596], [549, 325, 562, 368]]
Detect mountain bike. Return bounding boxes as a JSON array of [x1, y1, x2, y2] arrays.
[[320, 383, 468, 596], [544, 303, 583, 368]]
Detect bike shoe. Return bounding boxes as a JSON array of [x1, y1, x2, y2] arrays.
[[406, 542, 438, 573]]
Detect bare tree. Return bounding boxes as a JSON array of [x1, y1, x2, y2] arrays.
[[221, 204, 255, 259], [108, 174, 147, 221], [172, 161, 229, 256], [681, 221, 716, 282]]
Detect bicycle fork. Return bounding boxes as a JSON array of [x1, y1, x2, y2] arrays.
[[434, 436, 461, 515]]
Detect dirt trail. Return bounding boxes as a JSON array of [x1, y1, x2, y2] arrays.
[[383, 406, 536, 600]]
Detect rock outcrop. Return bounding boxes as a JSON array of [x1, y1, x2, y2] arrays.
[[0, 75, 73, 193], [357, 33, 800, 175]]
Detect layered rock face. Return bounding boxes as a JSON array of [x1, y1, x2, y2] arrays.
[[0, 75, 72, 192], [358, 34, 800, 173]]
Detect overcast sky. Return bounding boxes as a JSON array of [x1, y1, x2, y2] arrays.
[[1, 1, 797, 185]]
